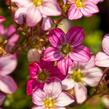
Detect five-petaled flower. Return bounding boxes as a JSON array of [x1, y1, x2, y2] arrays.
[[43, 27, 90, 75]]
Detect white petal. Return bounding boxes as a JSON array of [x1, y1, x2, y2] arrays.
[[32, 106, 44, 109], [56, 92, 74, 106], [74, 83, 87, 104], [0, 54, 17, 76], [44, 80, 62, 98]]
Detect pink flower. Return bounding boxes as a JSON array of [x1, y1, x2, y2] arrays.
[[12, 0, 61, 30], [67, 0, 103, 20], [62, 56, 103, 103], [32, 80, 74, 109], [0, 92, 5, 106], [0, 54, 17, 94], [0, 16, 5, 23], [26, 60, 65, 95], [43, 27, 90, 75], [95, 35, 109, 67], [0, 24, 19, 53]]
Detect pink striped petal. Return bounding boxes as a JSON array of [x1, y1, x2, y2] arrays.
[[0, 93, 5, 106], [69, 45, 90, 62], [0, 16, 5, 23], [49, 28, 65, 47], [0, 25, 5, 35], [68, 4, 82, 20], [44, 80, 62, 98], [66, 27, 84, 47], [95, 52, 109, 67], [0, 75, 17, 94], [32, 89, 46, 105], [74, 83, 87, 103], [43, 47, 62, 61], [0, 54, 17, 76], [56, 92, 74, 106], [26, 7, 42, 27], [102, 35, 109, 55], [57, 58, 73, 75]]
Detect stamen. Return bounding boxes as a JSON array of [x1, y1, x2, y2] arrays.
[[33, 0, 43, 6]]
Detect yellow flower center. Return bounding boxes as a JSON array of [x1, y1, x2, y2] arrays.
[[37, 70, 49, 82], [70, 69, 83, 82], [75, 0, 83, 8], [33, 0, 43, 6], [60, 43, 72, 56], [0, 36, 7, 56], [44, 97, 55, 109]]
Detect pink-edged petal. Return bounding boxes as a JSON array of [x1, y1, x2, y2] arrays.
[[69, 45, 90, 62], [41, 17, 52, 31], [85, 56, 95, 69], [57, 58, 73, 75], [74, 83, 87, 104], [56, 92, 74, 106], [6, 34, 19, 52], [88, 0, 103, 4], [43, 47, 62, 61], [95, 52, 109, 67], [49, 28, 65, 47], [68, 4, 83, 20], [0, 16, 5, 23], [0, 54, 17, 76], [29, 62, 41, 78], [26, 7, 42, 27], [62, 78, 75, 90], [66, 27, 84, 47], [12, 0, 31, 7], [0, 75, 17, 94], [32, 106, 44, 109], [6, 25, 16, 37], [0, 93, 5, 106], [41, 2, 61, 16], [44, 80, 62, 98], [14, 7, 27, 25], [0, 25, 5, 35], [83, 67, 103, 87], [32, 89, 46, 105], [102, 35, 109, 55]]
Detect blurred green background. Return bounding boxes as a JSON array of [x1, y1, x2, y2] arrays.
[[0, 0, 109, 109]]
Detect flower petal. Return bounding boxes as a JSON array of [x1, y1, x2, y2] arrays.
[[69, 45, 90, 62], [44, 80, 62, 98], [83, 67, 103, 87], [95, 52, 109, 67], [32, 106, 45, 109], [66, 27, 84, 47], [0, 16, 5, 23], [32, 89, 46, 105], [41, 17, 52, 31], [102, 35, 109, 55], [57, 58, 73, 75], [41, 2, 61, 16], [26, 7, 42, 27], [62, 78, 75, 90], [74, 83, 87, 104], [49, 28, 65, 47], [0, 75, 17, 94], [56, 92, 74, 106], [68, 4, 82, 20], [0, 54, 17, 76], [43, 47, 62, 61]]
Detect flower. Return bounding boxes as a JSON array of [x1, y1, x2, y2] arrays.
[[0, 92, 5, 106], [12, 0, 61, 30], [0, 24, 19, 54], [67, 0, 103, 20], [43, 27, 90, 75], [32, 80, 74, 109], [62, 56, 103, 103], [95, 35, 109, 67], [26, 60, 65, 95], [0, 54, 17, 94]]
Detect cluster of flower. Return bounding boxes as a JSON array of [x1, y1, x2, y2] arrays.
[[1, 0, 109, 109]]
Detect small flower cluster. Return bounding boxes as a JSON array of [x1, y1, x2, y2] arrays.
[[0, 16, 18, 108]]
